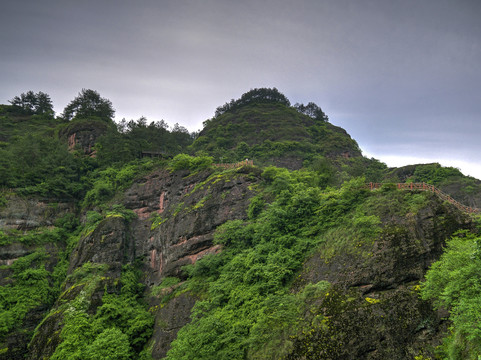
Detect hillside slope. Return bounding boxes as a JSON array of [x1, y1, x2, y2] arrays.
[[190, 91, 362, 169]]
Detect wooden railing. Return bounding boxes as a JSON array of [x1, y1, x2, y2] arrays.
[[367, 182, 480, 214], [213, 159, 254, 169]]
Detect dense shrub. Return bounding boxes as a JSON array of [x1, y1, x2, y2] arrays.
[[0, 251, 55, 339], [422, 230, 481, 359], [169, 154, 213, 171], [50, 264, 153, 359]]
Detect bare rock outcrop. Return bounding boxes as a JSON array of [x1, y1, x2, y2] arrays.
[[0, 195, 74, 231], [122, 167, 260, 283], [59, 119, 110, 156]]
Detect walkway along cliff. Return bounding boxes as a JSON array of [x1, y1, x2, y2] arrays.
[[367, 182, 481, 214]]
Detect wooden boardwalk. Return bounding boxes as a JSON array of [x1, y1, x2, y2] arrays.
[[367, 182, 480, 214], [213, 159, 254, 169]]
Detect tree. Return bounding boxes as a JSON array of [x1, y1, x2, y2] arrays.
[[421, 230, 481, 359], [84, 328, 131, 360], [294, 102, 328, 122], [9, 91, 54, 115], [214, 88, 291, 117], [62, 89, 115, 121], [35, 92, 54, 115]]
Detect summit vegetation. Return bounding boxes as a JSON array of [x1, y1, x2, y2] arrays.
[[192, 88, 362, 167], [0, 87, 481, 359]]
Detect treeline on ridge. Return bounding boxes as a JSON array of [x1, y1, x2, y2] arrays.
[[0, 89, 193, 199], [214, 87, 328, 122]]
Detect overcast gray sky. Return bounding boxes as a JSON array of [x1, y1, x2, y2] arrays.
[[1, 0, 480, 178]]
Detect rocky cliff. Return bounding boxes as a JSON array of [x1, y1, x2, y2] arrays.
[[59, 118, 111, 156], [24, 165, 261, 359], [0, 163, 475, 359], [290, 193, 471, 359], [0, 195, 74, 359]]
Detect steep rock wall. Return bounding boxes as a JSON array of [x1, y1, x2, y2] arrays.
[[123, 167, 261, 358], [27, 166, 261, 359], [123, 167, 260, 283], [0, 196, 73, 360], [289, 196, 471, 359], [5, 167, 472, 359], [0, 195, 74, 231]]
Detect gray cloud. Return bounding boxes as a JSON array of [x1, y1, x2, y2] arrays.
[[1, 0, 480, 177]]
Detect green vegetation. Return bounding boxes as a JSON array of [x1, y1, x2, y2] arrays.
[[385, 163, 481, 206], [0, 250, 53, 339], [421, 229, 481, 359], [9, 90, 54, 116], [213, 87, 291, 117], [82, 160, 156, 207], [49, 263, 153, 360], [0, 94, 194, 200], [384, 162, 464, 186], [165, 171, 392, 359], [3, 135, 89, 198], [169, 153, 213, 172], [0, 104, 61, 143], [162, 164, 448, 359], [293, 101, 329, 122], [0, 219, 76, 342], [191, 89, 362, 167], [151, 277, 181, 296], [96, 118, 193, 167], [0, 226, 69, 247], [0, 109, 92, 198], [1, 87, 481, 358], [61, 88, 115, 122]]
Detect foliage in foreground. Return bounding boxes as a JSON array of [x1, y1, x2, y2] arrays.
[[49, 263, 153, 360], [0, 223, 76, 341], [421, 228, 481, 360]]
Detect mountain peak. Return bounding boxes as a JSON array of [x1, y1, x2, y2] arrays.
[[191, 88, 361, 169]]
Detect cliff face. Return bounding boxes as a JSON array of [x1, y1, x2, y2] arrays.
[[0, 195, 74, 232], [26, 166, 261, 359], [0, 167, 473, 359], [289, 195, 471, 359], [0, 196, 74, 360], [120, 167, 259, 281], [59, 119, 111, 156], [125, 167, 261, 358]]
